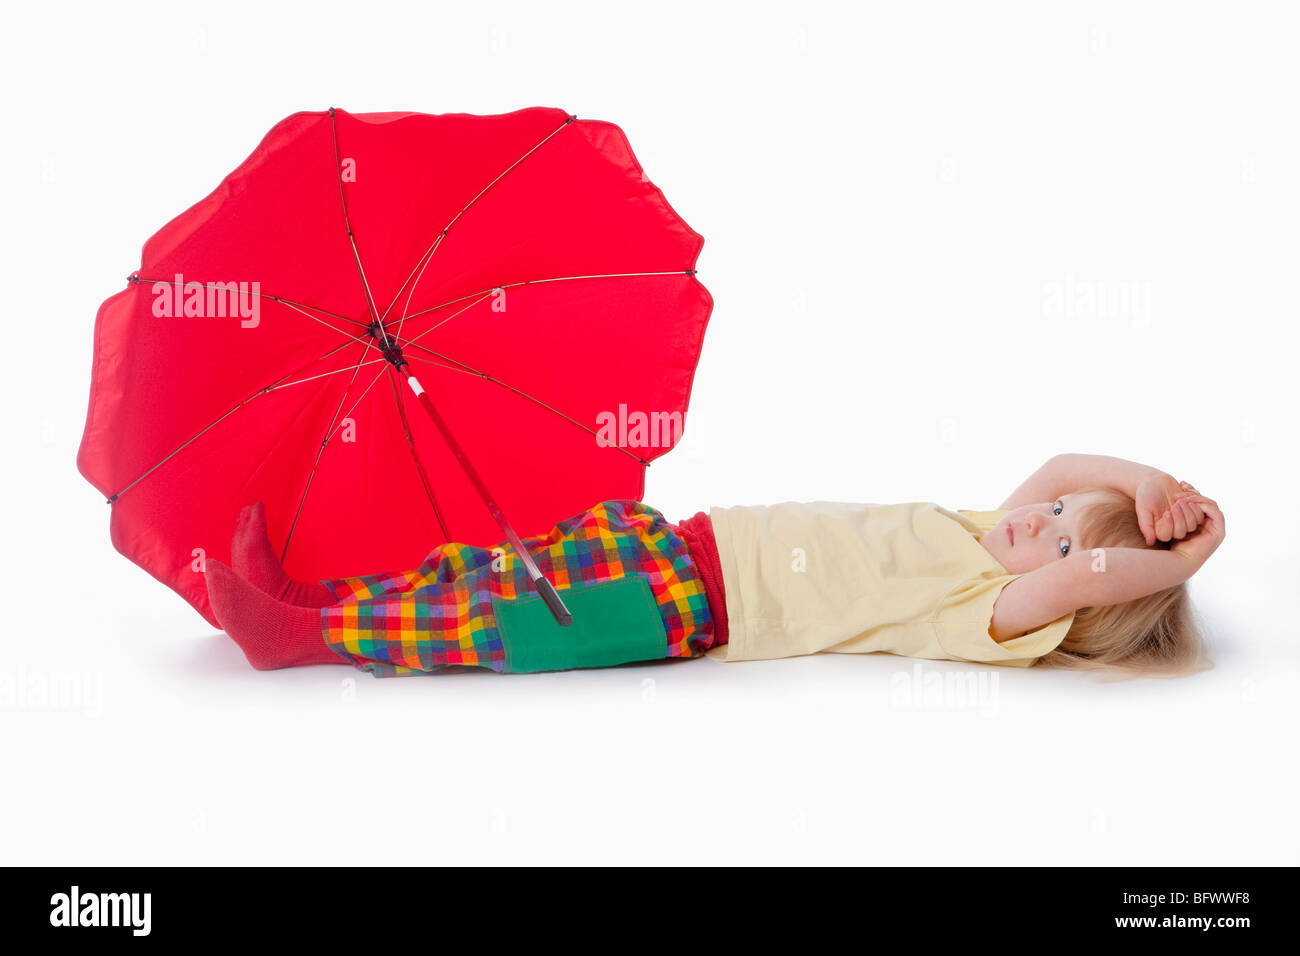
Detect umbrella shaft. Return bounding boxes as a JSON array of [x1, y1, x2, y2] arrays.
[[399, 368, 572, 626]]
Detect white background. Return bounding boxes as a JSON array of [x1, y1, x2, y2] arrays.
[[3, 1, 1295, 864]]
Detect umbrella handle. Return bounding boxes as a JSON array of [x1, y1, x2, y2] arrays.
[[533, 576, 575, 628], [399, 366, 573, 626]]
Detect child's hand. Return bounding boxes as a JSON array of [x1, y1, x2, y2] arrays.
[[1169, 493, 1225, 568], [1136, 474, 1207, 545]]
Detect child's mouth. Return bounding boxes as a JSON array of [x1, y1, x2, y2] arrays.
[[1007, 524, 1014, 546]]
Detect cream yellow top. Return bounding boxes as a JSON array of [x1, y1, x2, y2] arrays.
[[706, 501, 1074, 668]]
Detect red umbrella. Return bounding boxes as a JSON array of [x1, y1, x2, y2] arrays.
[[77, 107, 712, 627]]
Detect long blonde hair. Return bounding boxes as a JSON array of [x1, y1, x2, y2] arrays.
[[1034, 486, 1213, 678]]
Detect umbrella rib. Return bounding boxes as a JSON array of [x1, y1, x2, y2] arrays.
[[385, 365, 451, 541], [329, 362, 392, 443], [395, 353, 473, 377], [385, 114, 578, 338], [402, 292, 496, 346], [279, 337, 383, 562], [396, 340, 651, 467], [388, 232, 446, 336], [329, 107, 388, 344], [268, 356, 388, 392], [105, 333, 373, 503], [385, 270, 696, 336], [133, 275, 368, 335]]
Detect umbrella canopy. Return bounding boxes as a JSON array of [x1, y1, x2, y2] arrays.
[[78, 107, 713, 627]]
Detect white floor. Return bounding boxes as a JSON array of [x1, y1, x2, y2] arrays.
[[4, 544, 1292, 865]]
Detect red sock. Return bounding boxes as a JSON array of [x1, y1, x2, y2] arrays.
[[232, 501, 336, 607], [205, 559, 343, 670]]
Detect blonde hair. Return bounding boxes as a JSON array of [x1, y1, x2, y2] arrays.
[[1034, 486, 1213, 679]]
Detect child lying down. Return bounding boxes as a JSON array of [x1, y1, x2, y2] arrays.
[[205, 453, 1224, 678]]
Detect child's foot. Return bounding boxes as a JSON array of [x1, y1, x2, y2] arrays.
[[205, 559, 343, 670], [232, 501, 336, 607]]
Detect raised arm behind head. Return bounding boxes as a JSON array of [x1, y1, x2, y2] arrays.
[[1000, 453, 1204, 545], [981, 453, 1225, 676]]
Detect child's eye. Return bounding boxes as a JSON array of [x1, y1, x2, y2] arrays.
[[1059, 536, 1071, 558], [1053, 502, 1063, 516]]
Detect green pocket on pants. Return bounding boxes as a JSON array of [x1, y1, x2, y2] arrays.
[[493, 576, 667, 673]]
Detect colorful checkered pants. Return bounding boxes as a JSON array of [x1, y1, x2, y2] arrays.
[[319, 499, 715, 677]]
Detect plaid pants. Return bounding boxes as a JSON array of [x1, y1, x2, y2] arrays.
[[320, 499, 715, 677]]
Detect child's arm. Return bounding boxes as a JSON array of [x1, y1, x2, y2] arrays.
[[999, 453, 1165, 508], [1000, 453, 1201, 545], [989, 493, 1224, 642]]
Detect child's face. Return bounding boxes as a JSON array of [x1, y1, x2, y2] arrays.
[[979, 490, 1107, 573]]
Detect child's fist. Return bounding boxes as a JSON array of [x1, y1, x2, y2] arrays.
[[1136, 473, 1207, 545], [1169, 494, 1225, 568]]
